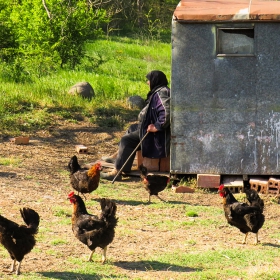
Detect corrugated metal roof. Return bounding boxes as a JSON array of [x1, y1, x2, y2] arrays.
[[173, 0, 280, 22]]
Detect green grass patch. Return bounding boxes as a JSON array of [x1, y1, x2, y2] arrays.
[[52, 207, 71, 218], [0, 156, 22, 166], [186, 211, 198, 217], [151, 247, 280, 280], [50, 239, 68, 246]]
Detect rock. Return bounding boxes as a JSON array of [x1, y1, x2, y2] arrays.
[[68, 82, 95, 99], [127, 95, 145, 109]]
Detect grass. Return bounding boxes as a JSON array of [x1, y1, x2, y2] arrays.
[[0, 36, 171, 137], [153, 247, 280, 279], [0, 156, 22, 166], [186, 211, 198, 217]]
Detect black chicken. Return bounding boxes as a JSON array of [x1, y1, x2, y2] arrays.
[[139, 164, 170, 202], [218, 184, 265, 244], [68, 191, 118, 263], [68, 155, 84, 174], [244, 188, 265, 212], [0, 208, 40, 275]]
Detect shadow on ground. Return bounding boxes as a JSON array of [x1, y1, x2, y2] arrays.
[[114, 260, 200, 273], [0, 172, 17, 178], [262, 242, 280, 248], [114, 199, 188, 206]]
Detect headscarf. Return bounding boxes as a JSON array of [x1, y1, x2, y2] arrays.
[[145, 70, 168, 101]]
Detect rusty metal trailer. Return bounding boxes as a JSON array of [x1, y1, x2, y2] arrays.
[[170, 0, 280, 189]]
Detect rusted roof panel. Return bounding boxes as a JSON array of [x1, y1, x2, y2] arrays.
[[173, 0, 280, 22]]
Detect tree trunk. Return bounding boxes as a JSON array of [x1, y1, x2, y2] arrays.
[[137, 0, 143, 28]]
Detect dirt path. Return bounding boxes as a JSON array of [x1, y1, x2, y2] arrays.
[[0, 120, 279, 279]]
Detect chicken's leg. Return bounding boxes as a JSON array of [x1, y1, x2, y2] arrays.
[[88, 249, 95, 262], [254, 232, 259, 245], [242, 233, 248, 244], [101, 246, 107, 264], [15, 261, 21, 275], [10, 259, 16, 272]]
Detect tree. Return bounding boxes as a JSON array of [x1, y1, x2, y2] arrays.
[[1, 0, 108, 70], [0, 0, 178, 79], [0, 1, 18, 59], [98, 0, 178, 38]]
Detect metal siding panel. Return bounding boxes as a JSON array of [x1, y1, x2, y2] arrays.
[[171, 22, 280, 175]]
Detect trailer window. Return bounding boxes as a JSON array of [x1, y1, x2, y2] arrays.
[[217, 28, 254, 56]]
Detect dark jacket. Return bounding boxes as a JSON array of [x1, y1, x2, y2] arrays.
[[138, 86, 170, 158]]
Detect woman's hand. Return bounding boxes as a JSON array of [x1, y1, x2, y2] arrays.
[[147, 124, 158, 133]]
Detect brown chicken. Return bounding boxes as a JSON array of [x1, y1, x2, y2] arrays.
[[218, 184, 265, 244], [0, 208, 40, 275], [68, 155, 101, 196], [68, 191, 118, 263], [139, 164, 170, 202]]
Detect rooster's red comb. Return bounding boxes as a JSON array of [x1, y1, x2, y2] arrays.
[[218, 184, 224, 190], [68, 191, 75, 198]]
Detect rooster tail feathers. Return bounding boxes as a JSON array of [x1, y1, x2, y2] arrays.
[[244, 188, 264, 212], [68, 155, 81, 174], [20, 208, 40, 232], [244, 188, 260, 201], [100, 198, 117, 216], [100, 198, 118, 226]]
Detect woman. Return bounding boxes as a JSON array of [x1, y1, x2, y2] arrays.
[[101, 70, 170, 181]]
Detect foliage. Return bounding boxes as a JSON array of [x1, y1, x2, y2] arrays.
[[0, 0, 108, 79], [0, 1, 17, 55], [0, 0, 177, 81], [102, 0, 178, 39], [43, 0, 107, 68]]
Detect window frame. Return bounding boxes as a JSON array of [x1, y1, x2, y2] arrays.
[[216, 27, 255, 57]]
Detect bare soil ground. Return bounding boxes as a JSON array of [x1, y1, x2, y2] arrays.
[[0, 120, 280, 279]]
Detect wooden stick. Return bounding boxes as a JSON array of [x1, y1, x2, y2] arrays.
[[111, 131, 149, 184]]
